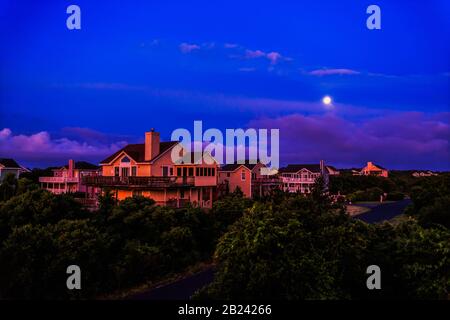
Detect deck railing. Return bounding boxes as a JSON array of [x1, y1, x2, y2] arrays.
[[82, 176, 195, 188]]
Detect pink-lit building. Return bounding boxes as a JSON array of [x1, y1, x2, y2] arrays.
[[39, 160, 100, 195], [354, 162, 389, 178], [279, 161, 328, 194], [82, 129, 219, 208], [218, 162, 281, 198]]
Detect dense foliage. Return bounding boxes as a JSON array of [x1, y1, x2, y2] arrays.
[[0, 173, 448, 299], [405, 174, 450, 229], [196, 184, 450, 300], [0, 180, 248, 299]]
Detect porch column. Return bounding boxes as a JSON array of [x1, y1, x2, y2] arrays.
[[209, 188, 212, 206]]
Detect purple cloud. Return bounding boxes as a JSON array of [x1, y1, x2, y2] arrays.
[[248, 112, 450, 170], [0, 128, 128, 168]]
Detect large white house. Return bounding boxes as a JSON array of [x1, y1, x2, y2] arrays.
[[279, 160, 328, 194]]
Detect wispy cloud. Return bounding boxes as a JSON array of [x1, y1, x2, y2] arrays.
[[70, 82, 390, 117], [245, 49, 288, 65], [179, 42, 200, 53], [245, 49, 266, 59], [224, 43, 239, 49], [308, 68, 361, 76]]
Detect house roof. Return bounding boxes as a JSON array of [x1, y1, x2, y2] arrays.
[[100, 141, 178, 164], [279, 164, 322, 173], [364, 163, 387, 171], [0, 158, 21, 168], [326, 165, 339, 171], [220, 162, 259, 172], [62, 161, 99, 170]]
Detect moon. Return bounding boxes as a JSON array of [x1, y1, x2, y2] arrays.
[[322, 95, 332, 105]]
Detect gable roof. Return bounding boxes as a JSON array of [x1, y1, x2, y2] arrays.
[[100, 141, 178, 165], [0, 158, 21, 168], [62, 161, 99, 170], [279, 164, 321, 173], [326, 165, 339, 171], [364, 163, 387, 171], [220, 161, 261, 172]]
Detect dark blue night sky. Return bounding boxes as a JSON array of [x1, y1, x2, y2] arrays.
[[0, 0, 449, 169]]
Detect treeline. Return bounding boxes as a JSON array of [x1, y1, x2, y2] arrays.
[[0, 173, 448, 299], [405, 174, 450, 229], [195, 180, 450, 300], [0, 174, 251, 299], [329, 172, 450, 202]]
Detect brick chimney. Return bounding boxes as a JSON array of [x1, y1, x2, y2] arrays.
[[145, 129, 160, 161], [68, 159, 75, 178]]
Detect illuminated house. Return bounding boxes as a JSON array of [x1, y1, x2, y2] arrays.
[[83, 129, 219, 208], [39, 160, 100, 195], [218, 162, 280, 198], [279, 161, 328, 193], [356, 162, 388, 178]]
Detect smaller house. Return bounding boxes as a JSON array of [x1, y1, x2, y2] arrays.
[[279, 160, 328, 194], [326, 165, 340, 176], [356, 162, 388, 178], [412, 171, 438, 177], [0, 158, 29, 183], [39, 160, 100, 195], [218, 162, 279, 198]]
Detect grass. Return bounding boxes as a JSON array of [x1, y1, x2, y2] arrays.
[[346, 204, 371, 216], [388, 214, 416, 226]]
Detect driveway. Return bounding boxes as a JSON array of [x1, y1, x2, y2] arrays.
[[355, 199, 412, 223]]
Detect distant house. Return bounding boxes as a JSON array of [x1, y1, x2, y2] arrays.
[[39, 160, 100, 195], [355, 162, 388, 178], [326, 165, 340, 176], [0, 158, 29, 183], [412, 171, 438, 177], [218, 162, 280, 198], [279, 160, 328, 193]]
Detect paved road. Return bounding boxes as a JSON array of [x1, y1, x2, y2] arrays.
[[355, 199, 412, 223], [130, 268, 215, 300], [130, 199, 412, 300]]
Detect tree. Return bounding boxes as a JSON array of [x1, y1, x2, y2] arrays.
[[0, 173, 18, 202], [195, 193, 450, 300]]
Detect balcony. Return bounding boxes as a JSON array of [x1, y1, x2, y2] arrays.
[[82, 176, 195, 188], [39, 176, 79, 183], [252, 176, 282, 186]]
